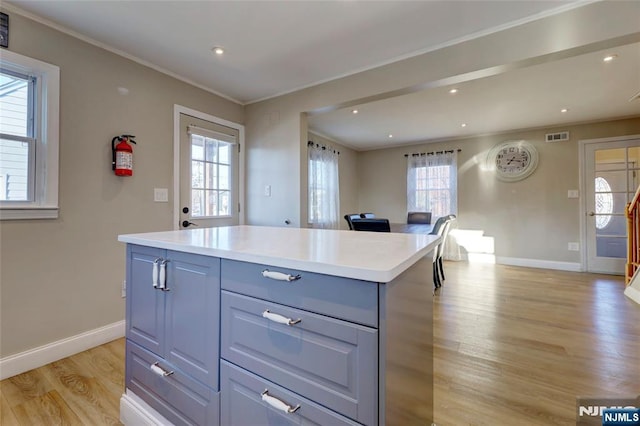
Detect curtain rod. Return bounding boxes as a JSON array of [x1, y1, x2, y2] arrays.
[[404, 148, 461, 157], [308, 140, 340, 155]]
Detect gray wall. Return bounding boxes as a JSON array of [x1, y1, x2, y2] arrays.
[[245, 1, 640, 229], [357, 117, 640, 263], [0, 12, 243, 357]]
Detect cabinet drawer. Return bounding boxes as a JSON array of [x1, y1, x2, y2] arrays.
[[126, 340, 219, 426], [221, 259, 378, 327], [221, 361, 361, 426], [221, 291, 377, 425]]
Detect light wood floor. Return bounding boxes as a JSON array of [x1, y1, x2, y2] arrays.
[[1, 262, 639, 425]]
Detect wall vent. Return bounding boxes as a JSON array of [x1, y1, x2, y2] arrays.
[[545, 131, 570, 143]]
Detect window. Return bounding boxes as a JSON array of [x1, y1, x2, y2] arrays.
[[308, 141, 340, 229], [0, 50, 59, 219], [189, 132, 232, 218], [407, 151, 457, 219], [595, 176, 613, 229]]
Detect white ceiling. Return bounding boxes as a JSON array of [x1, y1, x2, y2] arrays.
[[5, 1, 640, 150]]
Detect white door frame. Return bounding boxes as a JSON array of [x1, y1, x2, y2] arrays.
[[579, 134, 640, 272], [173, 105, 245, 230]]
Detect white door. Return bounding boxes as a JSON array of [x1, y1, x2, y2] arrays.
[[177, 112, 240, 229], [583, 136, 640, 274]]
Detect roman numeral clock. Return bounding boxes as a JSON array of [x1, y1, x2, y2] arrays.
[[487, 140, 539, 182]]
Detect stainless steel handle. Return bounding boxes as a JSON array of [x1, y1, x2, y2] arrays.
[[262, 309, 301, 326], [158, 259, 170, 291], [152, 258, 162, 288], [150, 362, 174, 377], [262, 269, 301, 282], [261, 389, 300, 414]]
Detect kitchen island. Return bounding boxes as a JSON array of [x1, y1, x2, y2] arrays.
[[118, 225, 439, 426]]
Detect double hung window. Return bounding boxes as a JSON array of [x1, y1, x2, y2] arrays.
[[0, 50, 59, 219]]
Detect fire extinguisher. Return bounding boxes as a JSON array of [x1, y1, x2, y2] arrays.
[[111, 134, 137, 176]]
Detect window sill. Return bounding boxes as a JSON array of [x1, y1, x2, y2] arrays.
[[0, 207, 59, 220]]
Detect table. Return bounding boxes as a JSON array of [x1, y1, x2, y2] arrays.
[[390, 223, 433, 234]]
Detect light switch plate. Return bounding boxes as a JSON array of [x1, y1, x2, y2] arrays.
[[154, 188, 169, 202], [568, 242, 579, 251], [568, 189, 579, 198]]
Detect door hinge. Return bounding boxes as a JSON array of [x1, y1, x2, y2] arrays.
[[238, 203, 241, 213], [238, 143, 241, 153]]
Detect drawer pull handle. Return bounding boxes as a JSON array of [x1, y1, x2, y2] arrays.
[[158, 259, 170, 291], [261, 389, 300, 414], [150, 362, 174, 377], [262, 269, 301, 282], [152, 258, 162, 288], [262, 309, 301, 326]]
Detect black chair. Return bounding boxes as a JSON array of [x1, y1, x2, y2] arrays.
[[431, 215, 456, 290], [344, 214, 361, 230], [351, 218, 391, 232], [360, 213, 375, 219], [407, 211, 432, 224]]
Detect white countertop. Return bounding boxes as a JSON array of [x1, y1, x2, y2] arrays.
[[118, 225, 439, 282]]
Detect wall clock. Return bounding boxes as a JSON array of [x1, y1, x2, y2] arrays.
[[487, 140, 538, 182]]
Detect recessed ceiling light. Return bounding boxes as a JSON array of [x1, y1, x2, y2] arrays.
[[212, 46, 225, 55], [352, 109, 359, 114], [449, 88, 458, 94], [603, 54, 618, 62], [388, 134, 393, 138], [561, 108, 569, 113], [461, 123, 467, 127]]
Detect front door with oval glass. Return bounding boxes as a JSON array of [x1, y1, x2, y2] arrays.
[[584, 137, 640, 274], [179, 113, 239, 229]]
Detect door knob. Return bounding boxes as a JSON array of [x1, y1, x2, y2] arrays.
[[182, 220, 198, 228], [588, 212, 596, 216]]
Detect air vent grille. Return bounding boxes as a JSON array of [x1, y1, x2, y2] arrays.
[[545, 131, 570, 143]]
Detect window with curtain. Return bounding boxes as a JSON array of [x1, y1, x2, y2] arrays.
[[308, 141, 340, 229], [407, 151, 458, 219]]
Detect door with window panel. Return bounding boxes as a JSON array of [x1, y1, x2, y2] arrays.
[[179, 114, 239, 229], [584, 138, 640, 274]]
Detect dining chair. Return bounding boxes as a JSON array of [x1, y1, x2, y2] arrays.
[[351, 218, 391, 232], [429, 215, 456, 290], [407, 211, 432, 224], [344, 214, 361, 230], [360, 213, 375, 218]]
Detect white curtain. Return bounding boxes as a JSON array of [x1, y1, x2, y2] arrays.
[[407, 150, 458, 220], [308, 142, 340, 229]]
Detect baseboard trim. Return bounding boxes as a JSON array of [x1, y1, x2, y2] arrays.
[[120, 390, 171, 426], [624, 284, 640, 305], [0, 320, 125, 380], [495, 256, 582, 272]]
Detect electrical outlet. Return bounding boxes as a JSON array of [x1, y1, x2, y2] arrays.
[[121, 280, 126, 298], [264, 185, 271, 197], [568, 242, 579, 251]]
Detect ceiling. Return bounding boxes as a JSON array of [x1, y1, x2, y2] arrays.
[[5, 1, 640, 150]]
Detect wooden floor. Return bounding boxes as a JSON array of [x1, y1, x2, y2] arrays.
[[1, 262, 639, 425]]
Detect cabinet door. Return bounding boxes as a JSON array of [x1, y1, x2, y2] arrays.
[[126, 245, 165, 356], [165, 250, 220, 390]]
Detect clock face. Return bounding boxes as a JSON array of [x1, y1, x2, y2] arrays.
[[488, 141, 538, 182], [496, 146, 531, 174]]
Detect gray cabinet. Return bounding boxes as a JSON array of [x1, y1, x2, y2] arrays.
[[125, 244, 221, 425], [220, 259, 379, 426]]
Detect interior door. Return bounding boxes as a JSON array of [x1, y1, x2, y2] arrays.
[[584, 136, 640, 274], [179, 113, 239, 229]]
